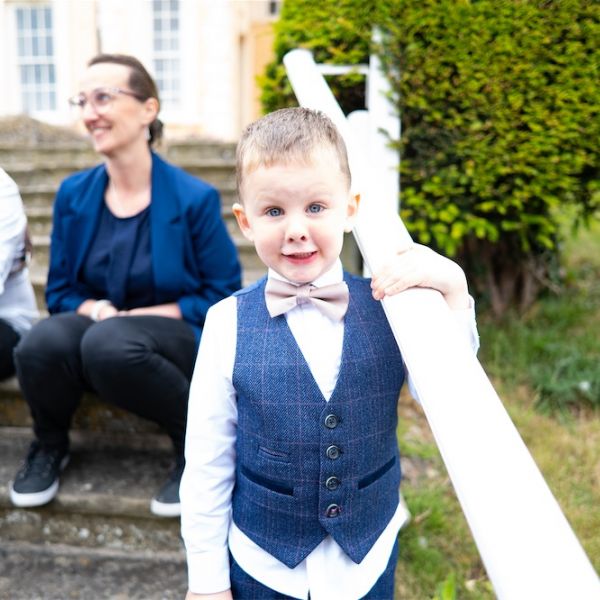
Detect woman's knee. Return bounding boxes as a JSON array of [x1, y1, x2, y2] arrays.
[[14, 313, 89, 367], [80, 317, 148, 373]]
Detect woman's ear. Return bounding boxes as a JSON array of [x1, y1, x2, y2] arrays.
[[232, 202, 254, 242], [142, 97, 159, 126]]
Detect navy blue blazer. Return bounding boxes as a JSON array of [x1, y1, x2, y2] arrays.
[[45, 152, 241, 344]]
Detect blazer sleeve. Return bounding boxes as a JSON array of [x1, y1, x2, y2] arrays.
[[177, 185, 241, 329], [45, 182, 89, 314]]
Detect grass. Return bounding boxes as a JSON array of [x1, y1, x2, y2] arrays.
[[393, 223, 600, 598]]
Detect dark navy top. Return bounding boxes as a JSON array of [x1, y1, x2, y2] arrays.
[[81, 202, 155, 310]]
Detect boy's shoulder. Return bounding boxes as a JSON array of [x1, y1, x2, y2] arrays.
[[344, 271, 374, 296], [233, 275, 267, 299]]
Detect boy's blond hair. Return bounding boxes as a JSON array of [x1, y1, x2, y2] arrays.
[[236, 107, 351, 199]]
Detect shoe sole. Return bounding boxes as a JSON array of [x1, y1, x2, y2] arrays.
[[9, 455, 70, 508], [150, 498, 181, 518]]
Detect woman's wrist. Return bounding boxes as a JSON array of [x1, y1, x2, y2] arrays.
[[90, 299, 113, 321]]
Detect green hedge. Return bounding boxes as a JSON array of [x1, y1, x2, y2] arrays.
[[261, 0, 600, 314]]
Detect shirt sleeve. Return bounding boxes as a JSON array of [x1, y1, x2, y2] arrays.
[[0, 170, 27, 295], [407, 295, 479, 401], [180, 295, 238, 594]]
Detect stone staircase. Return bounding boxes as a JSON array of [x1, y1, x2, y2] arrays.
[[0, 132, 361, 599], [0, 137, 252, 599]]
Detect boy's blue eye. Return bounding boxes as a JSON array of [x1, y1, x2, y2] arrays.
[[266, 207, 282, 217], [308, 204, 323, 214]]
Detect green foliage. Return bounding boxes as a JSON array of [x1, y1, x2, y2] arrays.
[[378, 0, 600, 313], [478, 224, 600, 413], [397, 482, 492, 599], [260, 0, 375, 115], [261, 0, 600, 314], [433, 572, 457, 600]]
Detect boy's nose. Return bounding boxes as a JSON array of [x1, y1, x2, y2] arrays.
[[285, 216, 308, 241]]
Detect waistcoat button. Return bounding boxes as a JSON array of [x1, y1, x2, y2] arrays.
[[326, 503, 341, 518], [324, 414, 339, 429], [325, 476, 340, 490], [326, 445, 340, 460]]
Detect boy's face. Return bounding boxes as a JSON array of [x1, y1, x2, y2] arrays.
[[233, 149, 358, 285]]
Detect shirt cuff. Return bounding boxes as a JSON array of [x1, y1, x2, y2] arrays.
[[186, 547, 231, 594]]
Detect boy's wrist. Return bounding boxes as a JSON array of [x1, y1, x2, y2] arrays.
[[441, 272, 470, 310]]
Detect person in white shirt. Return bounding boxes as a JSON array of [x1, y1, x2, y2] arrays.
[[180, 107, 479, 600], [0, 168, 38, 380]]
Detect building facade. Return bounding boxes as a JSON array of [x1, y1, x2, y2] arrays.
[[0, 0, 279, 140]]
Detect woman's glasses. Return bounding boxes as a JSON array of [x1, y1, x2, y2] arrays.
[[68, 87, 143, 114]]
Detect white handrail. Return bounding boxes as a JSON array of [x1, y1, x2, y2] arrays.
[[283, 48, 600, 599]]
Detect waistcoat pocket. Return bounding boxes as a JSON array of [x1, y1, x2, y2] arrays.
[[257, 445, 291, 463], [358, 456, 396, 490], [241, 465, 294, 496]]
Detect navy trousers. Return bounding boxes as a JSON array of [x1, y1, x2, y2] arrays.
[[230, 539, 398, 600]]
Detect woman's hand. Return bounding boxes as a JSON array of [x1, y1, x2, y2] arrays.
[[118, 302, 182, 319], [77, 299, 118, 321]]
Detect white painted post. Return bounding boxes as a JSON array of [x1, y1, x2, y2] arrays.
[[283, 48, 600, 599]]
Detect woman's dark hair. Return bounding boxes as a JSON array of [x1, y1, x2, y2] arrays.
[[88, 53, 163, 146]]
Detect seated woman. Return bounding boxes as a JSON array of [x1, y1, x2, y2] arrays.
[[0, 169, 38, 380], [10, 54, 241, 517]]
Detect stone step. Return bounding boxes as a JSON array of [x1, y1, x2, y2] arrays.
[[25, 199, 243, 239], [0, 139, 236, 169], [0, 379, 164, 435], [5, 158, 237, 191], [0, 425, 187, 597], [28, 226, 262, 270], [0, 427, 183, 545], [28, 266, 268, 311], [0, 540, 186, 599]]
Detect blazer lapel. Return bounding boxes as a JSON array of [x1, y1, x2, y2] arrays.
[[69, 166, 108, 279], [149, 152, 184, 301]]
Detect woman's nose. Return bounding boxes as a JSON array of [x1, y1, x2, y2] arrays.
[[82, 100, 100, 121]]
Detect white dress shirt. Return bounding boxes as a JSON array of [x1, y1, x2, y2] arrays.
[[0, 169, 38, 335], [180, 260, 479, 599]]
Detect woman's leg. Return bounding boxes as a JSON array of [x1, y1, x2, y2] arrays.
[[80, 315, 196, 515], [80, 315, 196, 457], [11, 313, 92, 507], [0, 319, 20, 380], [14, 313, 92, 450]]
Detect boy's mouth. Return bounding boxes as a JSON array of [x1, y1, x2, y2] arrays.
[[284, 251, 317, 261]]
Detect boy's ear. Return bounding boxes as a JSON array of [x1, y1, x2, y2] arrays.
[[232, 202, 254, 242], [344, 193, 359, 233]]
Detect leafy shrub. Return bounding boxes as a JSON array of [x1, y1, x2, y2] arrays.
[[260, 0, 375, 115], [261, 0, 600, 315], [379, 0, 600, 314]]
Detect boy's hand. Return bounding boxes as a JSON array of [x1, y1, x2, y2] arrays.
[[371, 244, 470, 310], [185, 591, 232, 600]]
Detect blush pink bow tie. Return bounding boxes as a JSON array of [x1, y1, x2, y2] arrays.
[[264, 278, 349, 321]]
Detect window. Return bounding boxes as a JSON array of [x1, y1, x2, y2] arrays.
[[152, 0, 181, 110], [15, 5, 56, 112], [269, 1, 282, 16]]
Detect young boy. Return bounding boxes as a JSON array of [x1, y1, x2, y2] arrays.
[[181, 108, 478, 599]]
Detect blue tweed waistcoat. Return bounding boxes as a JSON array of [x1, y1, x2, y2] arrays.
[[231, 273, 405, 568]]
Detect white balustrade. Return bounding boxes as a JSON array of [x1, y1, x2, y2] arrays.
[[283, 47, 600, 600]]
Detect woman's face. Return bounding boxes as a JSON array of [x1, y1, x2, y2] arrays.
[[76, 62, 157, 157]]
